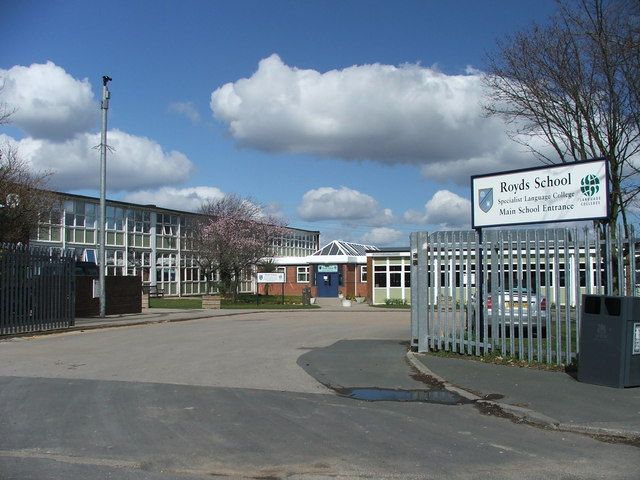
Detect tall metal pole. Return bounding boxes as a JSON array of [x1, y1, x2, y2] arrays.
[[99, 76, 112, 318]]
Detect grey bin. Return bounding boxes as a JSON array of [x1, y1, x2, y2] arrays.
[[578, 295, 640, 388]]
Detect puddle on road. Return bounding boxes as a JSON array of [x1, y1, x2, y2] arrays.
[[335, 387, 470, 405]]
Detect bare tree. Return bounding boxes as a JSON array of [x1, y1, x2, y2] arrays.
[[484, 0, 640, 235], [0, 144, 57, 244], [192, 194, 287, 301], [0, 81, 16, 126]]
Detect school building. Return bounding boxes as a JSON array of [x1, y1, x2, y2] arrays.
[[30, 191, 411, 304]]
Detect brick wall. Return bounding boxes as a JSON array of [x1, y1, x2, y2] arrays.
[[76, 276, 142, 317], [256, 264, 368, 299]]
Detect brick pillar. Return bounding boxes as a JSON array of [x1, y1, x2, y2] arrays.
[[202, 294, 221, 309]]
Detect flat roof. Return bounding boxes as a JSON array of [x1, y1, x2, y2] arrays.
[[54, 190, 320, 235], [366, 247, 409, 253]]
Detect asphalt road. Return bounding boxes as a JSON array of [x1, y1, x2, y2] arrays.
[[1, 310, 638, 479]]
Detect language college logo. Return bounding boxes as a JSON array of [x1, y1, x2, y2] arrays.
[[580, 174, 600, 197], [479, 188, 493, 213]]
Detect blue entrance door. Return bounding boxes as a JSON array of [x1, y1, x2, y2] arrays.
[[316, 272, 339, 297]]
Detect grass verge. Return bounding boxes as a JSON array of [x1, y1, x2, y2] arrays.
[[149, 295, 320, 310], [425, 348, 574, 372], [149, 297, 202, 309]]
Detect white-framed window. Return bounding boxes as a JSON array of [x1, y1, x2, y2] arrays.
[[297, 266, 309, 283], [360, 266, 367, 283]]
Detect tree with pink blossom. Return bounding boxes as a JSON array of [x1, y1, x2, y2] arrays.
[[192, 194, 287, 301]]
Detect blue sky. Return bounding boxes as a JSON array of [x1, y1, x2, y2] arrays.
[[1, 0, 558, 245]]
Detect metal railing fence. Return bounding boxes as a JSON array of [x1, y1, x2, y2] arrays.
[[410, 225, 637, 365], [0, 244, 75, 334]]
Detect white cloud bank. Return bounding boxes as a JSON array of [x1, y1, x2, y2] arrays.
[[297, 186, 393, 225], [0, 61, 97, 141], [0, 62, 195, 193], [211, 54, 542, 184], [404, 190, 471, 229], [1, 131, 193, 192]]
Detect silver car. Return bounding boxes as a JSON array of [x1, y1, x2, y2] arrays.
[[485, 288, 548, 331]]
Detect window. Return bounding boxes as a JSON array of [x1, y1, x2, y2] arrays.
[[374, 265, 386, 288], [64, 200, 97, 244], [297, 266, 309, 283], [360, 266, 367, 283], [404, 264, 411, 288], [390, 265, 402, 287], [106, 250, 125, 276], [83, 249, 97, 263]]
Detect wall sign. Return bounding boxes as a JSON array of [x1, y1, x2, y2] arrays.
[[471, 158, 609, 228], [256, 272, 285, 283], [317, 264, 338, 273]]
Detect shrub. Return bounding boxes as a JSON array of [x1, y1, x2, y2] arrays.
[[384, 298, 408, 307]]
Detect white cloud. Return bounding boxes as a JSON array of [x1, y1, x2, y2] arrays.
[[0, 61, 97, 140], [210, 54, 542, 183], [404, 190, 471, 229], [361, 227, 406, 246], [1, 130, 194, 191], [297, 186, 393, 225], [168, 101, 201, 124], [123, 186, 225, 212]]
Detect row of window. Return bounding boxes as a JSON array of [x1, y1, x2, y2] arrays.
[[38, 199, 318, 258], [287, 266, 368, 283], [374, 265, 411, 288]]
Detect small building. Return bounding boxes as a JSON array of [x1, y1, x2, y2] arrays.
[[366, 247, 411, 305], [265, 240, 376, 300]]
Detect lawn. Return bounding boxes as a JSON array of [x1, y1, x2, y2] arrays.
[[149, 294, 320, 310], [149, 297, 203, 309]]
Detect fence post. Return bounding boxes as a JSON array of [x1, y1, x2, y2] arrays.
[[417, 231, 429, 353], [410, 232, 418, 350]]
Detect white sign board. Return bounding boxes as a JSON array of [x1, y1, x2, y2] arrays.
[[317, 264, 338, 273], [471, 159, 608, 228], [256, 272, 285, 283]]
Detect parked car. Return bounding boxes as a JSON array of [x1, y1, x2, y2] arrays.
[[472, 288, 547, 333]]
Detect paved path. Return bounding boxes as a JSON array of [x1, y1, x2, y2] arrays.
[[1, 309, 638, 479], [410, 352, 640, 438]]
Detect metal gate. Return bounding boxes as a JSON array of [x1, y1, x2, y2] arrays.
[[410, 225, 638, 365], [1, 244, 75, 335]]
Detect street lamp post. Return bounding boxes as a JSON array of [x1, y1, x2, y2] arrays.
[[99, 76, 112, 318]]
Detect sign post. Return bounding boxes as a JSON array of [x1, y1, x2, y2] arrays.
[[470, 158, 609, 345], [471, 158, 609, 229], [256, 272, 286, 305]]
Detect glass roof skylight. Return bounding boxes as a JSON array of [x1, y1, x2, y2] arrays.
[[312, 240, 379, 256]]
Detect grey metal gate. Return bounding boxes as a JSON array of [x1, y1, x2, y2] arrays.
[[410, 225, 637, 365], [0, 244, 75, 334]]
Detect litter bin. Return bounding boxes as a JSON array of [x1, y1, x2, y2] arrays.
[[578, 295, 640, 388], [301, 287, 311, 306]]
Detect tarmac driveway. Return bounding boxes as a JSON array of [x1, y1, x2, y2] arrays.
[[1, 309, 639, 479]]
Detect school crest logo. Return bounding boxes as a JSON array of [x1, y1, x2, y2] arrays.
[[580, 174, 600, 197], [479, 188, 493, 213]]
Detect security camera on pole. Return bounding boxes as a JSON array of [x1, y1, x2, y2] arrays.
[[99, 76, 112, 318]]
